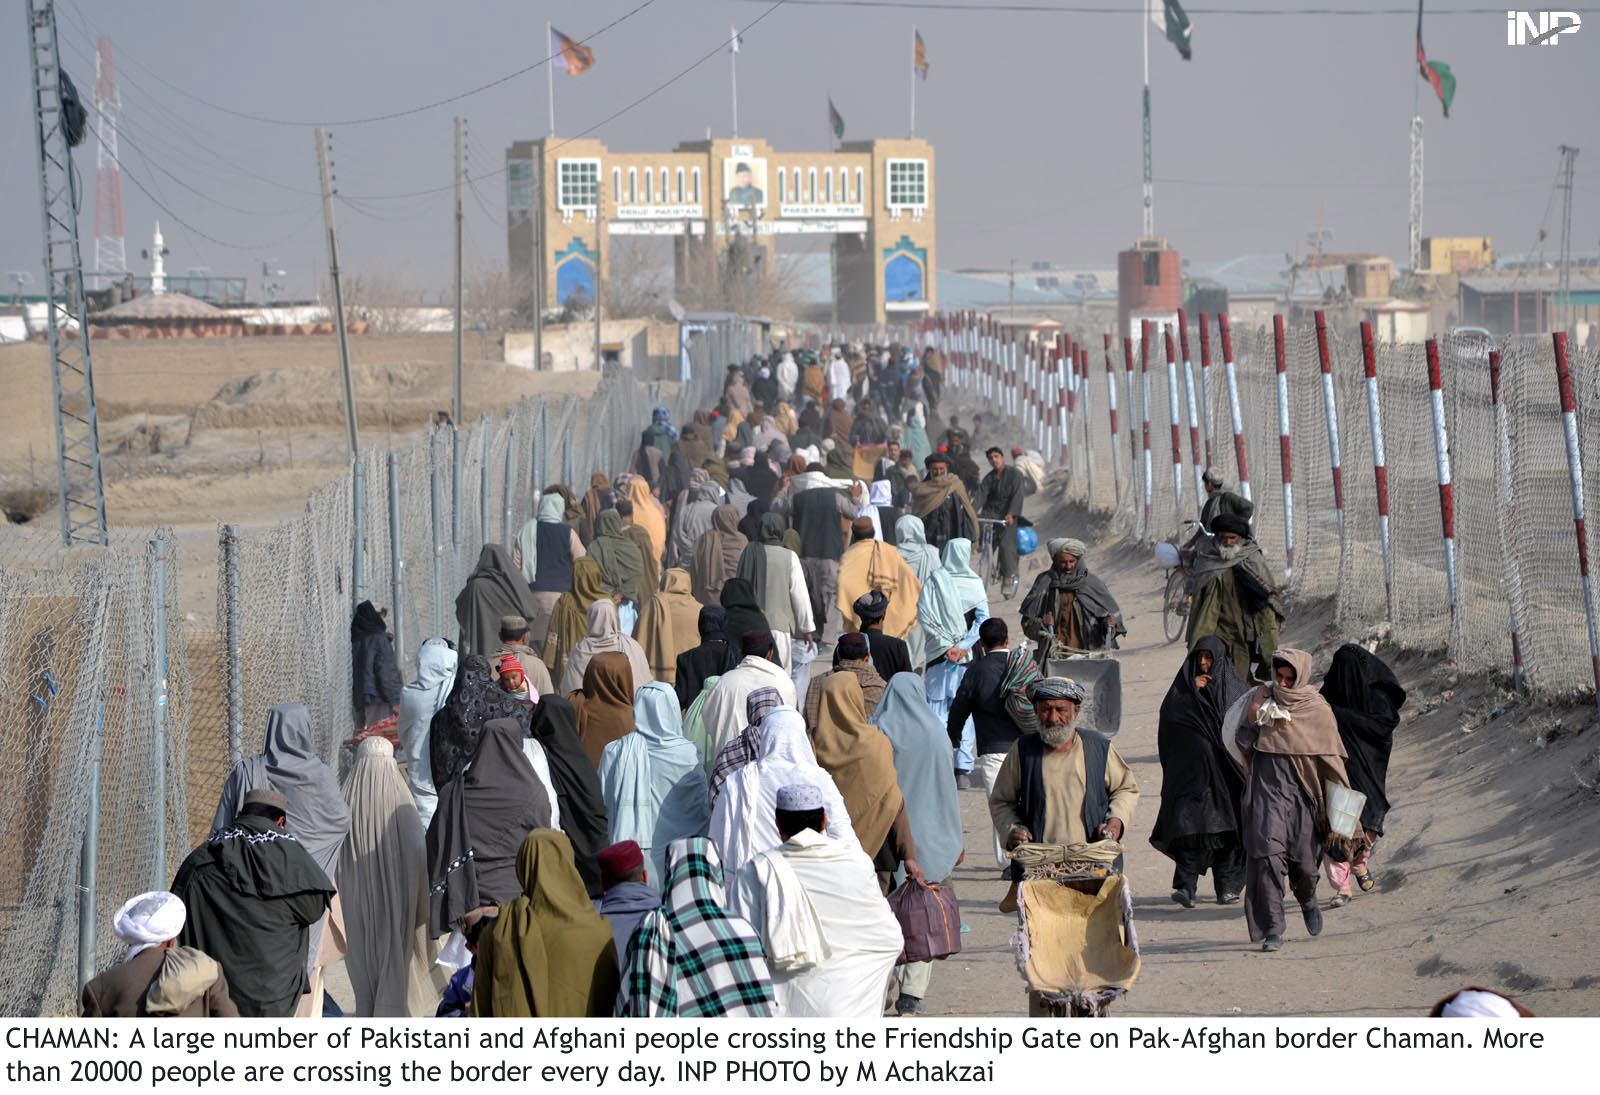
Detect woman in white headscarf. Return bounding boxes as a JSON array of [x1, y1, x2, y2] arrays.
[[398, 637, 457, 827], [924, 538, 990, 783], [558, 598, 652, 695], [597, 681, 711, 878], [338, 737, 438, 1016], [707, 708, 858, 873], [526, 493, 588, 645]]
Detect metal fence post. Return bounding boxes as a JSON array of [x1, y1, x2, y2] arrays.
[[1219, 314, 1252, 503], [1180, 310, 1205, 502], [221, 524, 243, 767], [1104, 334, 1122, 508], [538, 401, 549, 489], [387, 452, 405, 665], [148, 536, 169, 887], [1360, 323, 1394, 622], [563, 431, 574, 486], [451, 426, 463, 550], [480, 428, 492, 548], [1314, 310, 1346, 550], [1165, 324, 1185, 520], [351, 459, 366, 602], [1274, 315, 1296, 577], [1140, 321, 1153, 536], [1552, 331, 1600, 710], [1197, 313, 1215, 468], [430, 438, 445, 638], [1490, 349, 1526, 690], [77, 706, 102, 989], [1424, 337, 1457, 635], [502, 428, 516, 547]]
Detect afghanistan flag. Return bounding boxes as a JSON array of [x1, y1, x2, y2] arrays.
[[1150, 0, 1192, 61], [550, 25, 595, 75], [914, 30, 930, 80], [1416, 1, 1454, 117], [828, 97, 845, 140]]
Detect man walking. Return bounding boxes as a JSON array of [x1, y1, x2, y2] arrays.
[[946, 618, 1029, 834]]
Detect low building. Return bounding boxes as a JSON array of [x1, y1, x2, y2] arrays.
[[1420, 236, 1492, 276], [1458, 273, 1600, 337]]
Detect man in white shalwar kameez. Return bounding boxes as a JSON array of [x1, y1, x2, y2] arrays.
[[727, 784, 902, 1018], [701, 634, 799, 761]]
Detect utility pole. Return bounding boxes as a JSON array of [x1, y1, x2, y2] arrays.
[[316, 127, 359, 458], [1008, 257, 1016, 321], [1408, 115, 1424, 272], [593, 192, 604, 371], [533, 150, 544, 371], [1556, 144, 1579, 335], [453, 116, 464, 426]]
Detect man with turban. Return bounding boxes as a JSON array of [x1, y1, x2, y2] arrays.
[[81, 892, 238, 1016], [909, 453, 978, 552], [1020, 538, 1125, 664], [1184, 512, 1282, 681]]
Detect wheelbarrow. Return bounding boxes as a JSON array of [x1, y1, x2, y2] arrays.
[[1044, 649, 1122, 739]]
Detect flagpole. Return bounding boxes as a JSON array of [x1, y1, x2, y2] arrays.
[[730, 28, 739, 137], [1141, 4, 1154, 239], [909, 25, 917, 137], [547, 20, 557, 137]]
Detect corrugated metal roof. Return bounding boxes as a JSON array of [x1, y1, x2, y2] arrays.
[[1460, 273, 1600, 294]]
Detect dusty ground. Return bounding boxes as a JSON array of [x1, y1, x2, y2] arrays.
[[918, 496, 1600, 1017]]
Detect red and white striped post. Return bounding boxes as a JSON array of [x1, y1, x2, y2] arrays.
[[1140, 319, 1154, 534], [1219, 314, 1251, 502], [1359, 322, 1394, 621], [1165, 324, 1186, 520], [1198, 312, 1215, 468], [1060, 339, 1073, 466], [1553, 331, 1600, 709], [1078, 346, 1095, 502], [1104, 333, 1123, 507], [1273, 314, 1295, 575], [1179, 309, 1204, 503], [1489, 348, 1526, 690], [1123, 334, 1139, 511], [1314, 310, 1346, 549], [1424, 337, 1458, 632]]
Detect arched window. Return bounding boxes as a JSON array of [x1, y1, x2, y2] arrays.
[[644, 169, 653, 203], [676, 167, 685, 202], [777, 167, 787, 204], [824, 168, 834, 202], [808, 168, 817, 202], [659, 168, 668, 203], [691, 167, 701, 202], [628, 167, 637, 202], [612, 167, 621, 202], [855, 167, 864, 204]]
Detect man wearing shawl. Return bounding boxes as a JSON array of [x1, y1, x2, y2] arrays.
[[949, 620, 1043, 865], [350, 600, 403, 729], [643, 406, 678, 459], [871, 672, 964, 1016], [702, 631, 799, 762], [780, 473, 856, 636], [975, 447, 1029, 600], [1319, 644, 1405, 903], [836, 523, 922, 641], [558, 599, 652, 696], [911, 453, 978, 552], [400, 636, 457, 827], [723, 366, 754, 418], [456, 544, 541, 658], [579, 473, 617, 546], [1234, 649, 1350, 952], [851, 589, 915, 682], [670, 476, 724, 569], [727, 784, 902, 1018], [570, 651, 640, 767], [474, 830, 620, 1016], [636, 568, 704, 686], [708, 687, 785, 807], [812, 673, 923, 890], [675, 606, 730, 711], [339, 737, 438, 1016], [598, 681, 712, 879], [1185, 513, 1282, 681], [81, 891, 237, 1017], [921, 538, 990, 785], [426, 719, 553, 936], [691, 505, 747, 607], [1021, 538, 1125, 659], [526, 494, 588, 645], [542, 558, 609, 684], [589, 510, 648, 635], [174, 789, 335, 1017], [614, 499, 660, 616], [989, 677, 1140, 892], [736, 512, 816, 654], [616, 836, 776, 1017], [1150, 637, 1249, 908], [802, 631, 887, 730], [1198, 467, 1254, 532]]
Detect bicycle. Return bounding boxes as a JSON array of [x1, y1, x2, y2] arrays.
[[1159, 519, 1204, 644], [975, 518, 1006, 588]]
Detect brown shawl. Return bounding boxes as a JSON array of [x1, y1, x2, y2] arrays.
[[622, 522, 660, 615], [811, 671, 903, 855], [910, 471, 979, 531], [579, 473, 612, 546], [835, 540, 922, 639], [827, 406, 855, 448], [691, 505, 747, 607], [570, 651, 638, 767], [1243, 647, 1350, 822], [542, 557, 606, 681], [636, 568, 702, 685]]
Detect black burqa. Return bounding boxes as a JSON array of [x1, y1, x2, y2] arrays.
[[1150, 636, 1250, 856], [718, 577, 772, 663], [527, 694, 611, 897], [455, 544, 540, 657], [426, 719, 551, 934], [1319, 644, 1406, 835], [674, 606, 730, 710], [428, 655, 531, 791]]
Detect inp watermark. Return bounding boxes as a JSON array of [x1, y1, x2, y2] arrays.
[[1506, 10, 1582, 45]]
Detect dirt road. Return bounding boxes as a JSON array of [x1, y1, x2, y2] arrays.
[[925, 514, 1600, 1017]]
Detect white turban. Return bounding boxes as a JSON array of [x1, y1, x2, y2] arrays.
[[1438, 990, 1522, 1018], [113, 890, 186, 960]]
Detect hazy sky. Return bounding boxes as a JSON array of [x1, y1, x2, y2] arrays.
[[2, 1, 1595, 299]]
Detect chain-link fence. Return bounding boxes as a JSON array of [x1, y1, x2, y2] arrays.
[[928, 314, 1600, 698]]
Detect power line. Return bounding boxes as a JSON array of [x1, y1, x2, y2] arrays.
[[64, 0, 660, 128], [731, 0, 1594, 13]]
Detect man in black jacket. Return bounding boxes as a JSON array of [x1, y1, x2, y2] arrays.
[[975, 447, 1028, 600], [351, 600, 403, 730], [852, 590, 912, 682], [947, 617, 1024, 854]]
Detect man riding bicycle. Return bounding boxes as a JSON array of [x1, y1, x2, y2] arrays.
[[975, 446, 1029, 599]]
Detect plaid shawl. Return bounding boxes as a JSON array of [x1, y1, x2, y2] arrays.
[[707, 687, 784, 809], [1000, 647, 1042, 735], [615, 837, 775, 1017]]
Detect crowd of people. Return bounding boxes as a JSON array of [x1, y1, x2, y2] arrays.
[[79, 340, 1525, 1019]]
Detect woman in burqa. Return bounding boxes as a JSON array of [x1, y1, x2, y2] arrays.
[[473, 829, 619, 1017], [558, 598, 652, 696], [528, 692, 611, 897], [542, 557, 608, 686], [589, 510, 647, 613], [570, 650, 639, 767], [1150, 635, 1250, 908], [674, 606, 730, 711], [426, 719, 551, 935], [1235, 648, 1350, 952], [455, 544, 540, 658], [691, 505, 747, 607], [1318, 643, 1405, 903], [338, 737, 437, 1017]]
